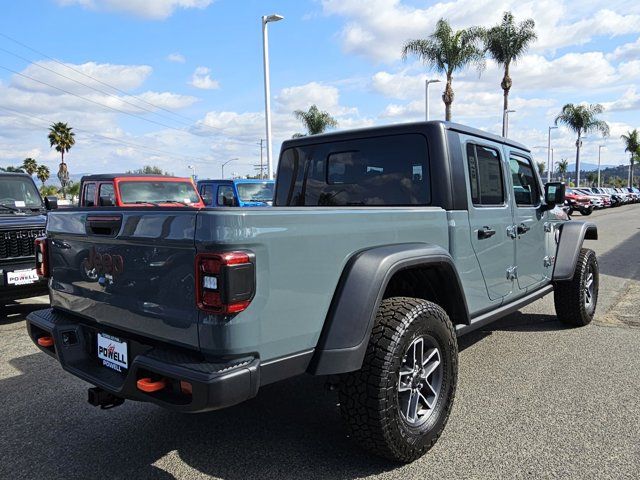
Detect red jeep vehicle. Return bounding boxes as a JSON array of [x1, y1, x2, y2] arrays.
[[564, 188, 592, 216], [79, 174, 204, 208]]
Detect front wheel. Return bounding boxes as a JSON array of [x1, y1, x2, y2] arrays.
[[579, 207, 592, 216], [554, 248, 599, 326], [339, 297, 458, 463]]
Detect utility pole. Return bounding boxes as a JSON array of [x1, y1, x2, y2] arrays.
[[257, 139, 265, 179], [598, 145, 605, 188]]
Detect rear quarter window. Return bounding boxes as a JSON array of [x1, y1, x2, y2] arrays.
[[275, 134, 430, 206]]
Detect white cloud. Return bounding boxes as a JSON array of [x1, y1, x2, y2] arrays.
[[607, 36, 640, 61], [602, 87, 640, 112], [189, 67, 220, 90], [57, 0, 214, 20], [166, 53, 186, 63], [12, 61, 152, 95], [321, 0, 640, 63]]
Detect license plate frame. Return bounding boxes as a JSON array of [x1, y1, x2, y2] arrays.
[[6, 268, 39, 286], [97, 333, 128, 373]]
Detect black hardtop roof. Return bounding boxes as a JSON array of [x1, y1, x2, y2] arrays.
[[81, 173, 189, 181], [280, 120, 530, 152]]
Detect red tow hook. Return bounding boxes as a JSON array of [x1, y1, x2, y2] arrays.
[[37, 336, 54, 348], [136, 377, 166, 393]]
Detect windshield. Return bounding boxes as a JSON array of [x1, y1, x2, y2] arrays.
[[118, 181, 200, 205], [236, 182, 274, 203], [0, 176, 42, 209]]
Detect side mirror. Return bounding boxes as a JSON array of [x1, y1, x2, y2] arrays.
[[99, 195, 115, 207], [44, 196, 58, 210], [543, 182, 565, 209], [222, 191, 237, 207]]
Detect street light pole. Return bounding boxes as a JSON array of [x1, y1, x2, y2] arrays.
[[598, 145, 606, 188], [425, 79, 441, 121], [547, 126, 558, 183], [503, 109, 515, 138], [262, 13, 284, 180], [187, 164, 196, 182], [222, 158, 238, 179]]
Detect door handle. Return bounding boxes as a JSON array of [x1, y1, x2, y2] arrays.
[[517, 223, 530, 235], [478, 226, 496, 239]]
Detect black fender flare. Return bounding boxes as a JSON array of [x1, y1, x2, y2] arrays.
[[552, 221, 598, 281], [307, 243, 468, 376]]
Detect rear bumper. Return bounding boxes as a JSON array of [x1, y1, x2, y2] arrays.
[[26, 308, 260, 413]]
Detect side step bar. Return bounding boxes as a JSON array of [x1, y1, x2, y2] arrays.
[[456, 284, 554, 336]]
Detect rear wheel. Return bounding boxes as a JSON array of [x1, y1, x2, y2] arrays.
[[554, 248, 599, 326], [339, 297, 458, 463]]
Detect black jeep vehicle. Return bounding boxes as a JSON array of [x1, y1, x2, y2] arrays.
[[0, 172, 56, 306]]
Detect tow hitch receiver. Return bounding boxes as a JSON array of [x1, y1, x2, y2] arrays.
[[88, 387, 125, 409]]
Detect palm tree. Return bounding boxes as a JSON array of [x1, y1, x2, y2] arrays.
[[402, 18, 485, 121], [22, 157, 38, 176], [292, 105, 338, 137], [48, 122, 75, 198], [554, 104, 609, 187], [536, 161, 545, 176], [556, 159, 569, 181], [485, 12, 537, 136], [620, 129, 639, 187], [36, 164, 50, 187]]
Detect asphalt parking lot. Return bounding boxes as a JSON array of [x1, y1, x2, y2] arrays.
[[1, 205, 639, 480]]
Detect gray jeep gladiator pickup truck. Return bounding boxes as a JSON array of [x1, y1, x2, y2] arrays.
[[27, 121, 598, 462]]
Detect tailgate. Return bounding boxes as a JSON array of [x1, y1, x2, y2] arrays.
[[46, 210, 199, 349]]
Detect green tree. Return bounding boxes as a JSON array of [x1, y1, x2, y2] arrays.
[[620, 129, 639, 188], [126, 165, 173, 175], [586, 172, 596, 186], [484, 12, 537, 136], [536, 161, 545, 176], [554, 104, 609, 187], [402, 18, 485, 121], [22, 157, 38, 176], [67, 181, 81, 201], [48, 122, 76, 198], [1, 165, 25, 173], [556, 158, 569, 181], [40, 184, 59, 197], [36, 164, 50, 187], [292, 105, 338, 137]]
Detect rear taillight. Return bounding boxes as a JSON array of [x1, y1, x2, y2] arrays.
[[196, 251, 255, 314], [35, 237, 49, 278]]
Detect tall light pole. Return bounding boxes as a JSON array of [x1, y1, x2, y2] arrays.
[[598, 145, 606, 188], [187, 164, 196, 182], [262, 13, 284, 180], [547, 126, 558, 183], [425, 79, 440, 121], [503, 109, 515, 138], [222, 158, 237, 179]]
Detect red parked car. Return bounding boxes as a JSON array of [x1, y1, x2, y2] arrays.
[[79, 174, 204, 208], [564, 188, 592, 216]]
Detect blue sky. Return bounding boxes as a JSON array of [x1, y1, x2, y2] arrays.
[[1, 0, 639, 179]]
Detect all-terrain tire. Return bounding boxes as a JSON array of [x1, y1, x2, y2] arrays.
[[338, 297, 458, 463], [579, 207, 593, 216], [554, 248, 599, 326]]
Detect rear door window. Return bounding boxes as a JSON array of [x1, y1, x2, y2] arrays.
[[200, 185, 214, 205], [98, 182, 115, 205], [217, 185, 235, 206], [465, 143, 505, 206], [275, 133, 429, 206], [82, 182, 96, 207]]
